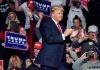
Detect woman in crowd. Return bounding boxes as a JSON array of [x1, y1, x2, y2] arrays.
[[70, 15, 86, 41], [8, 55, 22, 70], [6, 11, 20, 32]]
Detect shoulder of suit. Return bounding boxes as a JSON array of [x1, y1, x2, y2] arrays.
[[44, 18, 54, 23]]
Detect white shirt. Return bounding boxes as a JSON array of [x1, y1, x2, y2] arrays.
[[19, 2, 31, 29]]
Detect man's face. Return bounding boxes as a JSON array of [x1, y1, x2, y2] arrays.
[[25, 59, 32, 68], [19, 27, 27, 36], [88, 32, 97, 40], [88, 51, 98, 60], [34, 49, 40, 57], [52, 10, 63, 22]]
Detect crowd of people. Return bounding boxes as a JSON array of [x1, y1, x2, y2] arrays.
[[0, 0, 100, 70]]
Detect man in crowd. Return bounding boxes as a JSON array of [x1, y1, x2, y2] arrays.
[[72, 25, 100, 54], [72, 49, 100, 70]]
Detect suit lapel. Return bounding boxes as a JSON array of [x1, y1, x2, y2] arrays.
[[50, 18, 62, 33]]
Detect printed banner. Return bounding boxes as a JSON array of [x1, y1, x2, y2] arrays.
[[0, 60, 3, 70], [34, 0, 51, 16], [5, 32, 28, 50]]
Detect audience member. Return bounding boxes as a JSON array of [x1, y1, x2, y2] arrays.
[[67, 0, 87, 29], [35, 12, 44, 43], [8, 55, 22, 70], [70, 15, 86, 41], [0, 0, 12, 31], [15, 0, 34, 30], [72, 50, 100, 70], [6, 11, 20, 32], [21, 57, 40, 70]]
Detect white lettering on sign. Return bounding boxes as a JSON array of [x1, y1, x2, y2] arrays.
[[6, 36, 26, 45], [34, 1, 50, 12]]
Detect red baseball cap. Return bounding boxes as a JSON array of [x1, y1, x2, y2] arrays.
[[34, 42, 42, 50]]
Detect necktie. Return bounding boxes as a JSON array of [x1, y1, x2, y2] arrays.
[[57, 23, 61, 32]]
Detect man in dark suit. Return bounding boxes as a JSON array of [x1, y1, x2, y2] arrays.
[[35, 5, 72, 70]]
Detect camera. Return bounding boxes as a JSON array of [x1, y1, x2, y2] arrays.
[[86, 51, 94, 58]]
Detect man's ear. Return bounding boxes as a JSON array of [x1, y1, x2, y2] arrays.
[[51, 12, 54, 17]]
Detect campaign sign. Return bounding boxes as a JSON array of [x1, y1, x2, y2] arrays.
[[0, 60, 3, 70], [5, 32, 28, 50], [34, 0, 51, 16]]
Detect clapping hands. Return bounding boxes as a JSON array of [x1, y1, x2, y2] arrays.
[[64, 29, 73, 37]]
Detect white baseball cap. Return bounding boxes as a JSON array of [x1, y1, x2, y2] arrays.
[[88, 25, 98, 33]]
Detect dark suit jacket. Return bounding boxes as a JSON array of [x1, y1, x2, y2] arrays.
[[35, 18, 66, 67]]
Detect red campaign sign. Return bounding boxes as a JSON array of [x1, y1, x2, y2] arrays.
[[0, 60, 3, 70]]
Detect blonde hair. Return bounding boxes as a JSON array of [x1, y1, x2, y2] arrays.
[[51, 5, 64, 13], [8, 55, 21, 69], [6, 11, 20, 24], [8, 12, 17, 18], [6, 11, 20, 30]]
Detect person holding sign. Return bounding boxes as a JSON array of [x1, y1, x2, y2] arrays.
[[35, 5, 73, 70]]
